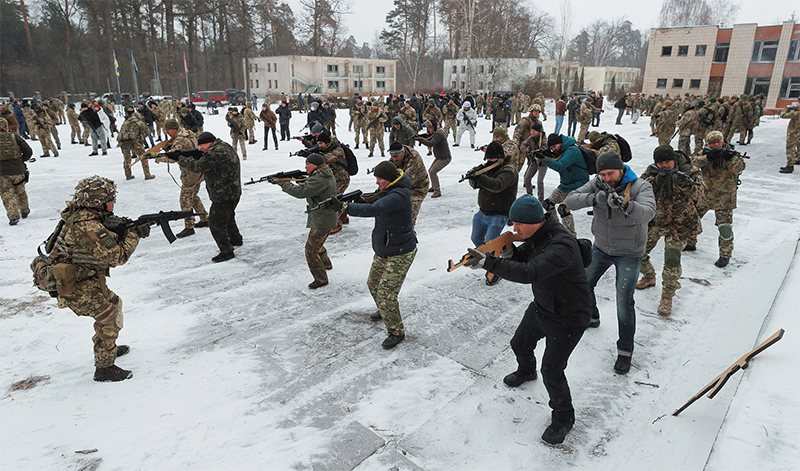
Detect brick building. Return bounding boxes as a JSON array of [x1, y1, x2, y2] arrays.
[[643, 21, 800, 110]]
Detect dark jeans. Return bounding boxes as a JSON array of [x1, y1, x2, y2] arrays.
[[585, 245, 641, 354], [264, 125, 278, 149], [280, 123, 290, 140], [567, 117, 577, 137], [510, 304, 585, 419], [208, 198, 242, 254], [616, 108, 625, 124]]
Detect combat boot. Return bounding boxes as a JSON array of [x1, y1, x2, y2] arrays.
[[195, 221, 209, 228], [93, 365, 133, 382], [683, 244, 696, 252], [145, 174, 156, 180], [9, 218, 20, 226], [614, 354, 631, 374], [370, 311, 382, 321], [116, 345, 130, 357], [657, 297, 672, 316], [714, 257, 729, 268], [175, 228, 195, 238], [212, 252, 235, 263], [541, 420, 574, 445], [503, 370, 537, 387], [636, 276, 655, 290], [779, 166, 794, 173], [382, 334, 405, 349]]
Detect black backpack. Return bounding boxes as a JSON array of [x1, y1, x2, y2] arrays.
[[341, 143, 358, 175], [577, 145, 598, 174], [614, 134, 633, 162], [577, 238, 593, 268]]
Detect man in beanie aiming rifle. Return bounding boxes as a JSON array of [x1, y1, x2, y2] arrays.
[[565, 152, 655, 374], [464, 194, 591, 445]]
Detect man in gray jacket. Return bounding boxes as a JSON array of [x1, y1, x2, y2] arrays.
[[565, 152, 655, 374]]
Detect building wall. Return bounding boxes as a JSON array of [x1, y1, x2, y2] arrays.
[[583, 66, 641, 94], [643, 26, 718, 98], [442, 58, 581, 94]]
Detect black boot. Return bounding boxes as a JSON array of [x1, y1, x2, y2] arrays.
[[94, 365, 133, 382], [541, 420, 574, 445], [212, 252, 235, 263], [195, 221, 209, 228], [714, 257, 729, 268], [779, 166, 794, 173], [175, 228, 195, 238], [683, 244, 696, 252], [370, 311, 382, 322], [503, 370, 537, 387], [382, 334, 405, 349], [117, 345, 130, 357], [614, 354, 631, 374]]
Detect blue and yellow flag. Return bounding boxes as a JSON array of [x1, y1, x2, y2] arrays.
[[113, 51, 120, 77]]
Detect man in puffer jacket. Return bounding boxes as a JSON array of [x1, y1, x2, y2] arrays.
[[538, 133, 589, 236]]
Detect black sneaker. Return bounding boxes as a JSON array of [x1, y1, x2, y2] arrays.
[[683, 244, 696, 252], [614, 355, 631, 374], [9, 218, 20, 226], [589, 318, 600, 328], [308, 280, 328, 289], [370, 311, 382, 322], [503, 370, 537, 387], [714, 257, 729, 268], [116, 345, 130, 357], [382, 334, 405, 349], [195, 221, 209, 228], [175, 228, 195, 238], [93, 365, 133, 382], [541, 421, 574, 445], [212, 252, 235, 263]]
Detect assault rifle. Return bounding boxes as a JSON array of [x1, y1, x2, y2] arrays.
[[306, 190, 363, 213], [459, 160, 502, 183], [595, 177, 630, 218], [532, 148, 555, 161], [245, 169, 308, 185], [146, 148, 204, 162], [289, 145, 319, 158], [447, 232, 526, 284], [415, 131, 432, 141], [292, 133, 313, 141], [673, 329, 784, 416], [475, 143, 490, 152], [702, 147, 749, 161], [648, 166, 701, 188], [129, 138, 176, 167], [103, 210, 206, 243]]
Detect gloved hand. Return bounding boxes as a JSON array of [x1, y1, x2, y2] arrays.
[[464, 248, 486, 269], [594, 190, 607, 206], [327, 197, 344, 212], [134, 223, 151, 238], [542, 198, 555, 212], [500, 245, 514, 258]]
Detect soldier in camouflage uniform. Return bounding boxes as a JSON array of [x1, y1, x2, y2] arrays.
[[49, 176, 150, 381], [366, 101, 388, 157], [637, 145, 703, 316], [32, 106, 58, 157], [687, 131, 745, 267], [513, 105, 542, 152], [653, 100, 678, 146], [276, 153, 338, 289], [42, 103, 61, 149], [159, 98, 173, 121], [400, 101, 417, 129], [519, 123, 548, 200], [779, 103, 800, 173], [175, 132, 242, 262], [489, 126, 522, 174], [388, 141, 429, 226], [587, 131, 621, 157], [22, 104, 37, 141], [334, 161, 417, 350], [577, 98, 598, 143], [422, 99, 444, 155], [79, 102, 92, 146], [150, 102, 165, 142], [317, 133, 351, 231], [352, 97, 369, 148], [455, 101, 478, 148], [117, 106, 155, 181], [725, 96, 744, 144], [442, 98, 459, 141], [0, 117, 33, 225], [157, 119, 208, 237], [66, 103, 83, 144], [741, 96, 757, 145], [242, 103, 258, 144], [675, 101, 699, 156], [226, 107, 247, 160]]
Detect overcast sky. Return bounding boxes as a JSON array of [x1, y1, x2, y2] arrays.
[[284, 0, 797, 49]]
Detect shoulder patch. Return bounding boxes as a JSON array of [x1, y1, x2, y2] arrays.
[[97, 229, 117, 249]]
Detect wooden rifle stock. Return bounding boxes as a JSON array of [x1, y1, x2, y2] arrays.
[[448, 232, 525, 283]]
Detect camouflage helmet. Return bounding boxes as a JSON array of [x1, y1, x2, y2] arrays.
[[706, 131, 724, 144], [73, 176, 117, 208], [530, 104, 542, 112]]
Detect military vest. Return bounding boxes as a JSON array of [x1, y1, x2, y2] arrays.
[[0, 131, 20, 161]]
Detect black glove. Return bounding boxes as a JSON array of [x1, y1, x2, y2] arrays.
[[542, 198, 555, 212], [464, 248, 486, 269], [134, 223, 151, 238]]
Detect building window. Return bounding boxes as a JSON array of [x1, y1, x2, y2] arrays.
[[461, 81, 465, 89], [452, 65, 457, 73], [788, 39, 799, 61], [690, 79, 701, 89], [677, 45, 688, 56], [752, 40, 779, 62], [255, 79, 259, 88], [480, 65, 485, 73], [452, 81, 457, 89], [268, 80, 272, 89], [354, 80, 362, 88], [537, 66, 543, 74], [461, 65, 466, 73], [376, 66, 385, 73], [662, 46, 672, 56], [376, 81, 386, 88], [489, 66, 494, 74], [327, 64, 339, 74], [696, 45, 707, 56], [479, 81, 484, 89], [714, 42, 730, 63], [780, 77, 800, 98], [250, 79, 254, 88], [745, 76, 771, 95], [672, 78, 683, 88], [267, 63, 271, 73], [327, 80, 339, 89], [274, 63, 277, 72], [353, 65, 363, 73], [656, 78, 667, 88], [275, 80, 278, 89]]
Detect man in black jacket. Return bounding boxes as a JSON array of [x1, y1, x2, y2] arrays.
[[136, 101, 156, 146], [466, 194, 591, 445]]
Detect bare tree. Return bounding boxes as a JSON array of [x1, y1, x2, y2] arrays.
[[659, 0, 740, 28]]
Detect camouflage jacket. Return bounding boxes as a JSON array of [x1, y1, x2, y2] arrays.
[[513, 114, 540, 147], [178, 139, 241, 202], [444, 103, 459, 121], [400, 105, 417, 126], [227, 113, 246, 137], [32, 110, 51, 134], [519, 132, 546, 166], [640, 152, 703, 239], [352, 102, 368, 123], [423, 104, 443, 124], [392, 145, 429, 198], [692, 147, 745, 210], [590, 134, 621, 156], [320, 143, 350, 192], [578, 102, 597, 124], [654, 107, 678, 134], [117, 113, 149, 148], [676, 108, 698, 136], [67, 108, 80, 125], [366, 107, 388, 130], [498, 136, 522, 173], [169, 128, 202, 187], [780, 107, 800, 134], [242, 107, 257, 127]]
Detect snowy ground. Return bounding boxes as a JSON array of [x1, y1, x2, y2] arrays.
[[1, 102, 798, 471]]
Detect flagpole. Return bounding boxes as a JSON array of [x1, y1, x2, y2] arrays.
[[131, 51, 140, 102], [154, 51, 160, 81], [113, 50, 122, 107], [183, 52, 190, 105]]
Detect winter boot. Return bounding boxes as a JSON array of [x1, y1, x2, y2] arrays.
[[116, 345, 130, 357], [93, 365, 133, 382], [175, 228, 195, 238], [9, 218, 20, 226], [370, 311, 382, 322], [541, 420, 574, 445], [636, 276, 655, 290], [382, 334, 405, 349], [657, 297, 672, 316], [714, 257, 729, 268], [145, 174, 156, 180], [683, 244, 696, 252], [588, 317, 600, 328], [779, 166, 794, 173], [211, 252, 235, 263], [614, 354, 631, 374], [503, 370, 537, 387], [195, 221, 209, 228], [308, 280, 328, 289]]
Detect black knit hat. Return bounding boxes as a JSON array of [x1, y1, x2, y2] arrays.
[[596, 152, 624, 172], [388, 141, 404, 156], [373, 161, 399, 181], [306, 153, 325, 166], [484, 141, 505, 160], [197, 132, 216, 145], [547, 133, 562, 148], [653, 145, 678, 163], [531, 122, 543, 133], [317, 133, 331, 144]]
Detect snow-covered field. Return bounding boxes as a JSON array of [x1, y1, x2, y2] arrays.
[[1, 102, 798, 471]]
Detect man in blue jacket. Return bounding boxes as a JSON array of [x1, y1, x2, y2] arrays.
[[565, 152, 656, 374], [539, 134, 590, 236], [331, 161, 417, 350], [465, 195, 591, 445]]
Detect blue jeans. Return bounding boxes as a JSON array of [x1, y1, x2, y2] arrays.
[[554, 115, 564, 135], [585, 245, 641, 354], [471, 210, 508, 247], [567, 117, 577, 137], [146, 124, 155, 147]]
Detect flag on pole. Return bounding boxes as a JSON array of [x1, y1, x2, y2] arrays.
[[114, 51, 120, 77], [131, 51, 139, 73], [183, 52, 188, 74]]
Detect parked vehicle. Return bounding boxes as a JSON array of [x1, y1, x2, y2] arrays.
[[187, 91, 228, 106], [226, 89, 247, 105]]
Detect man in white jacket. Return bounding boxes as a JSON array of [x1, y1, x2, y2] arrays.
[[454, 101, 478, 148]]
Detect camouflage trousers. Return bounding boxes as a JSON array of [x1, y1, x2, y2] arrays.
[[368, 127, 385, 154], [640, 226, 687, 299], [455, 124, 476, 147], [37, 128, 58, 156], [725, 121, 743, 144], [61, 282, 123, 368], [354, 122, 368, 146], [693, 133, 705, 154], [246, 125, 256, 143], [180, 177, 207, 229], [368, 248, 417, 337], [678, 135, 691, 156], [545, 187, 576, 236], [788, 129, 800, 165], [0, 174, 29, 221], [154, 120, 164, 141], [50, 126, 60, 148], [232, 135, 247, 160], [410, 194, 426, 227], [443, 119, 457, 139], [305, 228, 332, 284], [689, 208, 734, 258], [81, 122, 90, 144], [122, 144, 152, 179], [657, 132, 673, 146], [324, 121, 337, 138], [69, 122, 82, 143], [578, 122, 590, 142]]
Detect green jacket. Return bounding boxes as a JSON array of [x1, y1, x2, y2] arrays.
[[279, 165, 338, 229]]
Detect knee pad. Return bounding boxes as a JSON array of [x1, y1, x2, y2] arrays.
[[542, 199, 555, 212], [558, 204, 571, 218], [718, 223, 734, 240], [664, 247, 682, 268]]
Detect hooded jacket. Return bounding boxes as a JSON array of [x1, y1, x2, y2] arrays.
[[541, 135, 589, 192]]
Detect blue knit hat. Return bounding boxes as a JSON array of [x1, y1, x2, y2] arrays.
[[508, 195, 545, 224]]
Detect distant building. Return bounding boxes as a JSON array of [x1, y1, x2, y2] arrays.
[[582, 66, 641, 95], [244, 56, 397, 97], [643, 21, 800, 110]]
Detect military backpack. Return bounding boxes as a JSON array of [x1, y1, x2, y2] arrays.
[[0, 132, 20, 161]]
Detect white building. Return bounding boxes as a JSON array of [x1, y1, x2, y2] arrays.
[[244, 56, 397, 98], [582, 66, 641, 95]]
